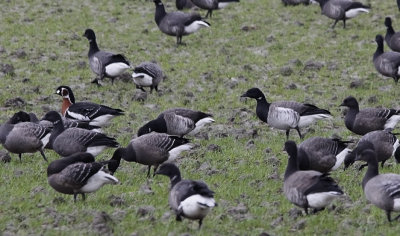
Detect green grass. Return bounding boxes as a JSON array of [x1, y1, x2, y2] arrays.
[[1, 0, 400, 235]]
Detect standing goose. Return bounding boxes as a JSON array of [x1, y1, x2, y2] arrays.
[[191, 0, 239, 18], [155, 163, 216, 228], [282, 0, 310, 6], [384, 17, 400, 52], [55, 85, 124, 127], [132, 62, 164, 93], [313, 0, 370, 29], [355, 141, 400, 222], [83, 29, 131, 85], [0, 112, 51, 162], [340, 96, 400, 135], [283, 141, 344, 214], [153, 0, 211, 45], [111, 133, 193, 177], [43, 111, 118, 157], [137, 108, 214, 137], [298, 137, 352, 172], [47, 152, 119, 202], [373, 34, 400, 83], [241, 88, 331, 140], [176, 0, 196, 9], [344, 130, 400, 170]]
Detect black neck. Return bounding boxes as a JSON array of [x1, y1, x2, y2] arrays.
[[317, 0, 328, 8], [362, 152, 379, 189], [88, 39, 100, 57], [170, 173, 182, 188], [154, 3, 166, 26], [344, 106, 359, 131], [49, 118, 65, 147], [255, 97, 270, 123], [284, 153, 298, 180], [373, 39, 384, 61]]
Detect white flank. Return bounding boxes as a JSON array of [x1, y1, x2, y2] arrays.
[[385, 115, 400, 130], [178, 194, 215, 219], [184, 21, 210, 34], [86, 146, 108, 157], [331, 148, 351, 171], [89, 114, 115, 127], [393, 198, 400, 211], [298, 114, 332, 128], [306, 191, 342, 209], [167, 144, 193, 162], [132, 72, 153, 87], [188, 117, 215, 135], [105, 63, 130, 77], [392, 139, 400, 156], [80, 170, 119, 193], [67, 110, 90, 121], [91, 128, 103, 133], [268, 106, 299, 130], [345, 8, 369, 19], [40, 133, 51, 149]]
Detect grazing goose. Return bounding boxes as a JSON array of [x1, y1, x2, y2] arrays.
[[176, 0, 196, 9], [111, 133, 193, 177], [154, 0, 211, 45], [313, 0, 370, 29], [132, 62, 164, 93], [282, 0, 310, 6], [241, 88, 331, 140], [283, 141, 344, 214], [55, 85, 124, 127], [83, 29, 130, 85], [99, 150, 122, 175], [340, 96, 400, 135], [355, 142, 400, 222], [373, 34, 400, 83], [384, 17, 400, 52], [298, 137, 352, 172], [155, 163, 216, 228], [137, 108, 214, 137], [43, 111, 118, 157], [0, 112, 51, 162], [344, 130, 400, 170], [191, 0, 239, 18], [47, 152, 119, 202]]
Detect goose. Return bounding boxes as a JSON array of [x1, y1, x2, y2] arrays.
[[190, 0, 240, 18], [312, 0, 370, 29], [43, 111, 118, 157], [55, 85, 124, 127], [373, 34, 400, 83], [354, 141, 400, 222], [154, 0, 211, 45], [137, 108, 214, 137], [132, 62, 164, 93], [298, 137, 352, 172], [0, 112, 51, 162], [384, 17, 400, 52], [398, 0, 400, 11], [241, 88, 331, 140], [176, 0, 196, 9], [282, 0, 310, 6], [47, 152, 119, 202], [111, 133, 193, 177], [283, 140, 344, 214], [340, 96, 400, 135], [155, 163, 216, 228], [83, 29, 131, 85], [344, 130, 400, 170]]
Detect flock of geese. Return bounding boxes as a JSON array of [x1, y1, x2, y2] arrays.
[[2, 0, 400, 230]]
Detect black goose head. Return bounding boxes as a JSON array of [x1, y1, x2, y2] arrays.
[[47, 152, 95, 176], [284, 140, 298, 159], [155, 163, 181, 179], [55, 85, 75, 103], [344, 151, 355, 170], [340, 96, 358, 109], [83, 29, 96, 41], [42, 111, 63, 125], [137, 117, 167, 137], [375, 34, 384, 48], [384, 17, 393, 28], [354, 141, 375, 162], [241, 88, 266, 101], [7, 111, 31, 124], [153, 0, 163, 5]]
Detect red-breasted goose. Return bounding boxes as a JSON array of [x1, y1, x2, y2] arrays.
[[155, 163, 216, 229], [131, 62, 164, 93], [55, 85, 124, 127]]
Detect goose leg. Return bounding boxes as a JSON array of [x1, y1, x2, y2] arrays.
[[81, 193, 86, 201], [381, 160, 386, 168], [40, 150, 48, 162], [198, 219, 203, 229], [285, 130, 290, 140], [393, 213, 400, 221], [91, 78, 102, 87], [111, 77, 115, 85], [295, 127, 303, 139], [386, 211, 392, 222], [176, 214, 182, 222], [342, 19, 346, 29], [74, 193, 78, 203], [358, 163, 368, 171], [152, 165, 159, 177], [331, 20, 338, 29], [304, 207, 309, 215], [147, 165, 152, 177], [19, 153, 22, 162]]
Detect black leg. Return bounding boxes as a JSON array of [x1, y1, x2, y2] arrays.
[[91, 78, 102, 86], [304, 207, 309, 215], [198, 219, 203, 229], [140, 87, 146, 92], [40, 150, 48, 162], [387, 211, 392, 222], [285, 130, 290, 140], [81, 193, 86, 201], [176, 214, 182, 222], [393, 213, 400, 221], [74, 193, 78, 203], [150, 86, 154, 94], [111, 77, 115, 85], [19, 153, 22, 162], [147, 165, 151, 178], [205, 10, 210, 18], [343, 19, 346, 29], [358, 163, 368, 171], [295, 127, 303, 139], [155, 86, 158, 92], [381, 160, 386, 168], [152, 165, 159, 177], [331, 20, 338, 29]]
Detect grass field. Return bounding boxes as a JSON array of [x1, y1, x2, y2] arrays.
[[1, 0, 400, 235]]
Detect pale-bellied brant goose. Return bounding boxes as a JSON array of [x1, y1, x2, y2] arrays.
[[355, 141, 400, 222], [191, 0, 239, 18], [55, 85, 124, 127], [155, 163, 216, 228], [137, 108, 214, 137], [83, 29, 131, 85], [312, 0, 370, 29], [373, 34, 400, 83], [47, 152, 119, 202], [132, 61, 164, 93], [43, 111, 118, 157], [176, 0, 195, 9], [241, 88, 331, 139], [0, 112, 51, 162], [384, 17, 400, 52], [298, 137, 351, 172], [283, 140, 344, 214], [340, 96, 400, 135], [344, 130, 400, 170], [154, 0, 211, 45], [282, 0, 310, 6], [111, 132, 193, 177]]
